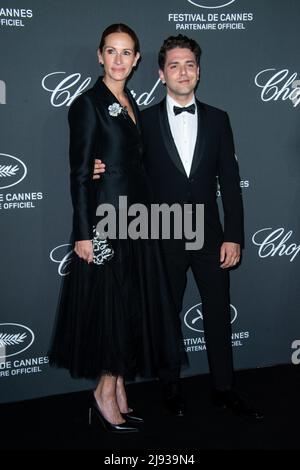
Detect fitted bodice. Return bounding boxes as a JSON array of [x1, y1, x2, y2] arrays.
[[68, 77, 151, 240]]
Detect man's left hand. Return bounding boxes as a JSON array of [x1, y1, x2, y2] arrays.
[[220, 242, 240, 268]]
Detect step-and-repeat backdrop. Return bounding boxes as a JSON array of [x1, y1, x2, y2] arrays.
[[1, 0, 299, 403]]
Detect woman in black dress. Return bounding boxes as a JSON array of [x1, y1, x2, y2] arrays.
[[49, 24, 183, 433]]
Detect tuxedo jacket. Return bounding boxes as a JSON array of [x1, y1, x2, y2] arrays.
[[141, 98, 244, 251], [68, 77, 147, 242]]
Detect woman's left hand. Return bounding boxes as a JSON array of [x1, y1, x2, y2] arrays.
[[74, 240, 93, 263]]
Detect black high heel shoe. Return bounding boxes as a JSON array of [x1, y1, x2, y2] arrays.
[[121, 411, 144, 424], [88, 396, 139, 433]]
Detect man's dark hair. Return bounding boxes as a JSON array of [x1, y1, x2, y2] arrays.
[[158, 34, 202, 70]]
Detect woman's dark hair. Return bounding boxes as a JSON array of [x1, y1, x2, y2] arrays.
[[99, 23, 140, 54], [158, 34, 201, 70]]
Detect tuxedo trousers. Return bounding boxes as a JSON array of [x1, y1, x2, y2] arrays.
[[159, 242, 234, 391]]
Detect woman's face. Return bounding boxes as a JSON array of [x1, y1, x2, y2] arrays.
[[98, 32, 140, 83]]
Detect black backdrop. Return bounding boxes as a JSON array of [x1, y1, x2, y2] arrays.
[[0, 0, 299, 403]]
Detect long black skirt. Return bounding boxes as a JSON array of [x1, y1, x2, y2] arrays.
[[49, 237, 186, 380]]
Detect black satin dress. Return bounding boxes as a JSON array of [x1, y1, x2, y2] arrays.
[[49, 78, 185, 380]]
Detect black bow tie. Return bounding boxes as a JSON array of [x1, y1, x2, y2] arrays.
[[173, 103, 196, 116]]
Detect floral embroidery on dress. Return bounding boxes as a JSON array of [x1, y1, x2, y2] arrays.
[[92, 226, 114, 265]]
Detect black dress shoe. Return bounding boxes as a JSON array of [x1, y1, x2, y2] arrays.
[[89, 396, 139, 433], [212, 389, 264, 420], [163, 383, 186, 417], [121, 412, 144, 423]]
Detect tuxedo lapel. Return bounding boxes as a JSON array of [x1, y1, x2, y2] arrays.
[[190, 100, 206, 177], [158, 99, 187, 176]]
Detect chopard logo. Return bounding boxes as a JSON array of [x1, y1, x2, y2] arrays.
[[187, 0, 236, 8], [0, 323, 34, 358], [42, 71, 162, 107], [184, 303, 237, 332], [0, 153, 27, 189], [252, 228, 300, 262], [254, 68, 300, 108], [42, 72, 91, 107], [50, 244, 73, 276]]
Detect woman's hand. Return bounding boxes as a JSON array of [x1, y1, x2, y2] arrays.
[[93, 158, 106, 180], [74, 240, 93, 264]]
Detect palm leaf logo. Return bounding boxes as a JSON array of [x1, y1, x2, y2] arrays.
[[0, 165, 19, 177], [0, 333, 27, 347]]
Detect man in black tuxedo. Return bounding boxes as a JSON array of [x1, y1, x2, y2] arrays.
[[94, 35, 263, 420]]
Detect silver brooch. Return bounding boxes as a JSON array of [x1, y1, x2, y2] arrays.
[[108, 102, 128, 117], [108, 102, 122, 117]]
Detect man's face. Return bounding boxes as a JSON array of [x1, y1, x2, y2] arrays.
[[159, 47, 200, 103]]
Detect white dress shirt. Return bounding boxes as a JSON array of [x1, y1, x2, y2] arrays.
[[166, 94, 198, 177]]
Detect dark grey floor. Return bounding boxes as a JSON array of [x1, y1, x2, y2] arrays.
[[1, 364, 300, 452]]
